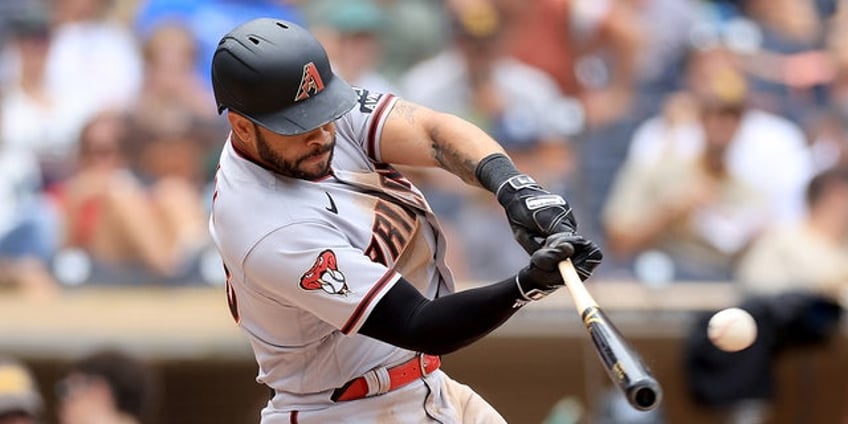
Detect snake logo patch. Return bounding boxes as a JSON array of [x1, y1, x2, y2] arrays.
[[294, 62, 325, 101], [299, 250, 349, 295]]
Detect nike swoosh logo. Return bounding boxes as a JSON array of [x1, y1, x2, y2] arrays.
[[325, 192, 338, 214]]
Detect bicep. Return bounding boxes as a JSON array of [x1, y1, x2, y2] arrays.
[[379, 99, 442, 167]]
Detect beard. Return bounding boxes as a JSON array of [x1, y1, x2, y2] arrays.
[[255, 129, 335, 180]]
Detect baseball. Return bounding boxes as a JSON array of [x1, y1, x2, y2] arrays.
[[707, 307, 757, 352]]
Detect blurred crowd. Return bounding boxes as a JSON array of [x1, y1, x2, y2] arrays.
[[0, 1, 846, 423], [0, 349, 158, 424], [0, 0, 845, 308]]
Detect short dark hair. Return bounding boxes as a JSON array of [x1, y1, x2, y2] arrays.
[[806, 166, 848, 206], [69, 349, 158, 422]]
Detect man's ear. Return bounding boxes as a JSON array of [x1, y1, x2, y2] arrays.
[[227, 112, 255, 144]]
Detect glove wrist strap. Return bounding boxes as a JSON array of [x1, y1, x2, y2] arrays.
[[495, 175, 539, 202], [513, 274, 556, 308], [475, 153, 521, 194]]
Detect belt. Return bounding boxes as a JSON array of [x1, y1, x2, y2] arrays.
[[331, 354, 440, 402]]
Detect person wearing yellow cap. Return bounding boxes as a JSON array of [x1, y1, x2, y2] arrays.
[[0, 357, 43, 424]]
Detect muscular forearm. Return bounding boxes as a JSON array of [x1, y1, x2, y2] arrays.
[[427, 113, 507, 186], [359, 277, 522, 355], [382, 100, 506, 186]]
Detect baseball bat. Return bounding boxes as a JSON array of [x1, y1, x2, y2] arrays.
[[558, 259, 663, 411]]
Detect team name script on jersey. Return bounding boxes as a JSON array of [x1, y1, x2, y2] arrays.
[[365, 199, 416, 267], [363, 166, 422, 267]]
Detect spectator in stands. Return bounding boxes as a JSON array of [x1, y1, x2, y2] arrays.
[[307, 0, 398, 95], [733, 0, 834, 123], [46, 0, 143, 131], [658, 46, 815, 224], [0, 11, 62, 298], [736, 166, 848, 300], [492, 0, 643, 128], [0, 132, 59, 297], [132, 130, 209, 189], [0, 356, 43, 424], [399, 0, 583, 281], [56, 349, 159, 424], [0, 6, 83, 186], [802, 15, 848, 171], [133, 0, 304, 89], [602, 47, 796, 281], [54, 110, 208, 286], [490, 0, 668, 247], [128, 21, 227, 185], [131, 22, 219, 138], [400, 0, 582, 155], [371, 0, 451, 81], [627, 0, 703, 101]]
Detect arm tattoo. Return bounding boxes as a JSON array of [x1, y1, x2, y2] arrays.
[[431, 128, 479, 185], [394, 100, 481, 185], [393, 100, 417, 125]]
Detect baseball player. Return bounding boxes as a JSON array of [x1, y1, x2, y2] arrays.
[[209, 18, 602, 423]]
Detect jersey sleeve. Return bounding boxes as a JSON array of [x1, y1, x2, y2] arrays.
[[335, 87, 399, 163], [242, 221, 400, 335]]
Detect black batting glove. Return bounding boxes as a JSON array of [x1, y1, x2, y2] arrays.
[[496, 175, 577, 254], [475, 153, 580, 254], [515, 232, 603, 303]]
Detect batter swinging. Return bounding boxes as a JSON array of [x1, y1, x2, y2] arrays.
[[209, 18, 602, 423]]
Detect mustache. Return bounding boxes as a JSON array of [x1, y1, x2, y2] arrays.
[[297, 142, 334, 163]]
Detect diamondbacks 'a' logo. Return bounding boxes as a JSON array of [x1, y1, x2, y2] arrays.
[[294, 62, 325, 101], [299, 250, 349, 295]]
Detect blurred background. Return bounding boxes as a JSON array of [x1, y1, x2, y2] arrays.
[[0, 0, 846, 423]]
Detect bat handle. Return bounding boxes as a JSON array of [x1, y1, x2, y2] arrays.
[[558, 259, 597, 312]]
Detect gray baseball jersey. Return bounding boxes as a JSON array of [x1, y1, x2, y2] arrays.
[[209, 89, 455, 413]]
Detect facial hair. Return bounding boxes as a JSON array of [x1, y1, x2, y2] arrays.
[[255, 129, 335, 180]]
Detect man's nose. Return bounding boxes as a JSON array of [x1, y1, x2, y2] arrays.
[[304, 125, 331, 145]]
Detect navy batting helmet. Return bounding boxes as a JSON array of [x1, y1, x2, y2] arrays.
[[212, 18, 357, 135]]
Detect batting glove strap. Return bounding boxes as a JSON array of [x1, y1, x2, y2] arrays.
[[495, 174, 542, 200], [513, 274, 558, 308], [475, 153, 522, 194], [496, 176, 577, 254]]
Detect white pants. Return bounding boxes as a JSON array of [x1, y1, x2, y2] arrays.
[[261, 370, 507, 423]]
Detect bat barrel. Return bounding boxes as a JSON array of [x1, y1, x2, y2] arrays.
[[559, 260, 664, 412], [582, 304, 663, 412]]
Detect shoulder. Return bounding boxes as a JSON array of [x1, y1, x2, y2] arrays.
[[212, 182, 339, 268], [335, 87, 398, 123], [334, 87, 399, 162], [213, 153, 334, 257]]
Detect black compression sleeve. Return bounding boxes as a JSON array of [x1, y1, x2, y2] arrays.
[[475, 153, 521, 194], [359, 276, 524, 355]]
